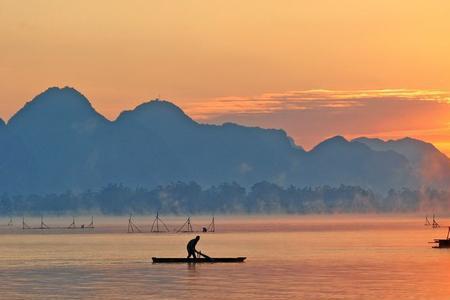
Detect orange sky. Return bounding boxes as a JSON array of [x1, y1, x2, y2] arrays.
[[1, 1, 450, 154]]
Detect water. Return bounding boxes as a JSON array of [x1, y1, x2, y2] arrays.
[[0, 215, 449, 299]]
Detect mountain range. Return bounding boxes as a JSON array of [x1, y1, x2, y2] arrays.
[[0, 87, 449, 194]]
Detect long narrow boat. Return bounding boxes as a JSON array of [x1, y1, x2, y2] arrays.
[[152, 257, 246, 263]]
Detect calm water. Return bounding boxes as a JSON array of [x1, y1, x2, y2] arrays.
[[0, 215, 449, 299]]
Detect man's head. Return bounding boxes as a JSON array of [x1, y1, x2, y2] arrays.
[[196, 235, 200, 241]]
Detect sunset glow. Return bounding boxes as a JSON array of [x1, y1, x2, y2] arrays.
[[183, 89, 450, 154], [1, 0, 450, 154], [2, 2, 450, 299]]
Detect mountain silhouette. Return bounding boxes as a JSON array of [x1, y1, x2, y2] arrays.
[[7, 87, 109, 192], [303, 136, 414, 191], [0, 87, 448, 194], [354, 137, 450, 188]]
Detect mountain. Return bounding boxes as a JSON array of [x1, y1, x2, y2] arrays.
[[0, 116, 34, 192], [115, 99, 302, 186], [0, 87, 448, 194], [353, 137, 450, 188], [7, 87, 111, 191], [299, 136, 415, 191]]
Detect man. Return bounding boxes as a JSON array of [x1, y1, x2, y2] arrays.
[[187, 235, 200, 259]]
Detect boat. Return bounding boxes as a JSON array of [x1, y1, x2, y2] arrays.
[[152, 257, 246, 263], [431, 226, 450, 248]]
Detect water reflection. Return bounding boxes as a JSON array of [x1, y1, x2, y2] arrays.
[[187, 262, 197, 272], [0, 215, 449, 299]]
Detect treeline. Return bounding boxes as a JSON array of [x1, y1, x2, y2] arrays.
[[0, 181, 449, 215]]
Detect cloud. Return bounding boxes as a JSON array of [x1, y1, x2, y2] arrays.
[[184, 89, 450, 120], [182, 89, 450, 156]]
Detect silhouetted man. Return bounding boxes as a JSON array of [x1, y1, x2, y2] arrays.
[[187, 235, 200, 259]]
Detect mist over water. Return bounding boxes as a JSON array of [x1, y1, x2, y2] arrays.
[[1, 215, 449, 299]]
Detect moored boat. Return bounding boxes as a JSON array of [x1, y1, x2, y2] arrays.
[[152, 257, 246, 263], [431, 227, 450, 248]]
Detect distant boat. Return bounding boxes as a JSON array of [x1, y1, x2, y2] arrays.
[[425, 216, 431, 226], [152, 257, 246, 263], [431, 227, 450, 248]]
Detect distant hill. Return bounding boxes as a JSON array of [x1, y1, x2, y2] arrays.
[[353, 137, 450, 188], [0, 87, 448, 194], [301, 136, 414, 192]]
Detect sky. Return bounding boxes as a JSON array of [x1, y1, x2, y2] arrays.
[[1, 1, 450, 154]]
